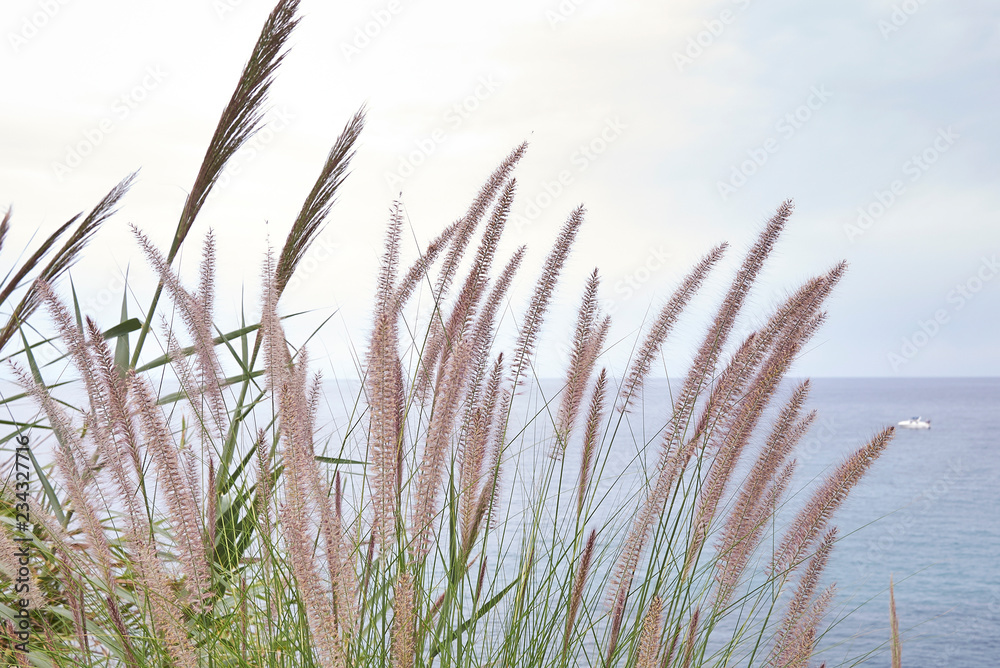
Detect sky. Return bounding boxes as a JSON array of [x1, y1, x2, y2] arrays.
[[1, 0, 998, 379]]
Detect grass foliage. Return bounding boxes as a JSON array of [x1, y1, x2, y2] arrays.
[[0, 2, 899, 666]]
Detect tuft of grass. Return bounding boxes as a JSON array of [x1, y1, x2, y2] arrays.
[[129, 0, 314, 369], [889, 576, 902, 668], [0, 2, 905, 667], [0, 173, 135, 354]]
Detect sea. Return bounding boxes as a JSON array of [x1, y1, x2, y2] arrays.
[[6, 374, 997, 666], [788, 377, 1000, 668], [317, 375, 999, 667]]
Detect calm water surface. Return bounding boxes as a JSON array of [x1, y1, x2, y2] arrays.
[[796, 378, 1000, 668], [9, 374, 993, 666], [318, 376, 999, 667]]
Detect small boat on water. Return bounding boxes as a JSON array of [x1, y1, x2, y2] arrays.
[[897, 416, 931, 429]]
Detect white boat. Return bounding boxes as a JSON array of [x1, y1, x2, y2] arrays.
[[897, 416, 931, 429]]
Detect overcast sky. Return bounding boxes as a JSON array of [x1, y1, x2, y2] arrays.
[[1, 0, 998, 379]]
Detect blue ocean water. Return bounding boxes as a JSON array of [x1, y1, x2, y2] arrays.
[[792, 377, 1000, 668], [591, 376, 1000, 667], [321, 376, 1000, 666], [9, 372, 993, 665]]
